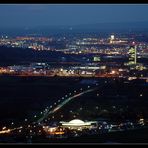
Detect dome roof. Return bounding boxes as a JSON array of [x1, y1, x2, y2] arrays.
[[69, 119, 84, 124]]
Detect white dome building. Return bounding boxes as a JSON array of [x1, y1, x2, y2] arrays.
[[69, 119, 85, 125], [60, 119, 97, 129]]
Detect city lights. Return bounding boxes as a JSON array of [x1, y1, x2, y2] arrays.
[[0, 4, 148, 144]]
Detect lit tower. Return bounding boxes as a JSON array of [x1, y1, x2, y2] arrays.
[[128, 42, 137, 65], [110, 35, 115, 44]]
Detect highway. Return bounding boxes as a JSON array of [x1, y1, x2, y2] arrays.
[[37, 87, 97, 123]]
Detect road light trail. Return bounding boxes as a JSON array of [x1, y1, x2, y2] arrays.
[[0, 126, 23, 134], [37, 88, 97, 123]]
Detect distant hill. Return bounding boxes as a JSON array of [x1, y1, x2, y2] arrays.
[[0, 46, 64, 66], [1, 21, 148, 36], [69, 21, 148, 32]]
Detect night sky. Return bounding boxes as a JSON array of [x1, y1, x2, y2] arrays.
[[0, 4, 148, 28]]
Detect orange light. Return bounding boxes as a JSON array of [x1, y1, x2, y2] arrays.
[[54, 131, 64, 135], [111, 70, 116, 74]]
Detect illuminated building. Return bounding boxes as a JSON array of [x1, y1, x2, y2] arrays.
[[93, 56, 101, 62], [111, 35, 115, 40], [128, 44, 137, 65], [42, 126, 65, 138], [110, 35, 115, 44], [60, 119, 97, 130]]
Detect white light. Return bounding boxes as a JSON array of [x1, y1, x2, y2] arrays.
[[2, 127, 6, 130], [132, 41, 135, 45], [111, 70, 116, 74], [140, 94, 143, 97], [111, 35, 115, 40]]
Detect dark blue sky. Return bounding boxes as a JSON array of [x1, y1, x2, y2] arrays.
[[0, 4, 148, 28]]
